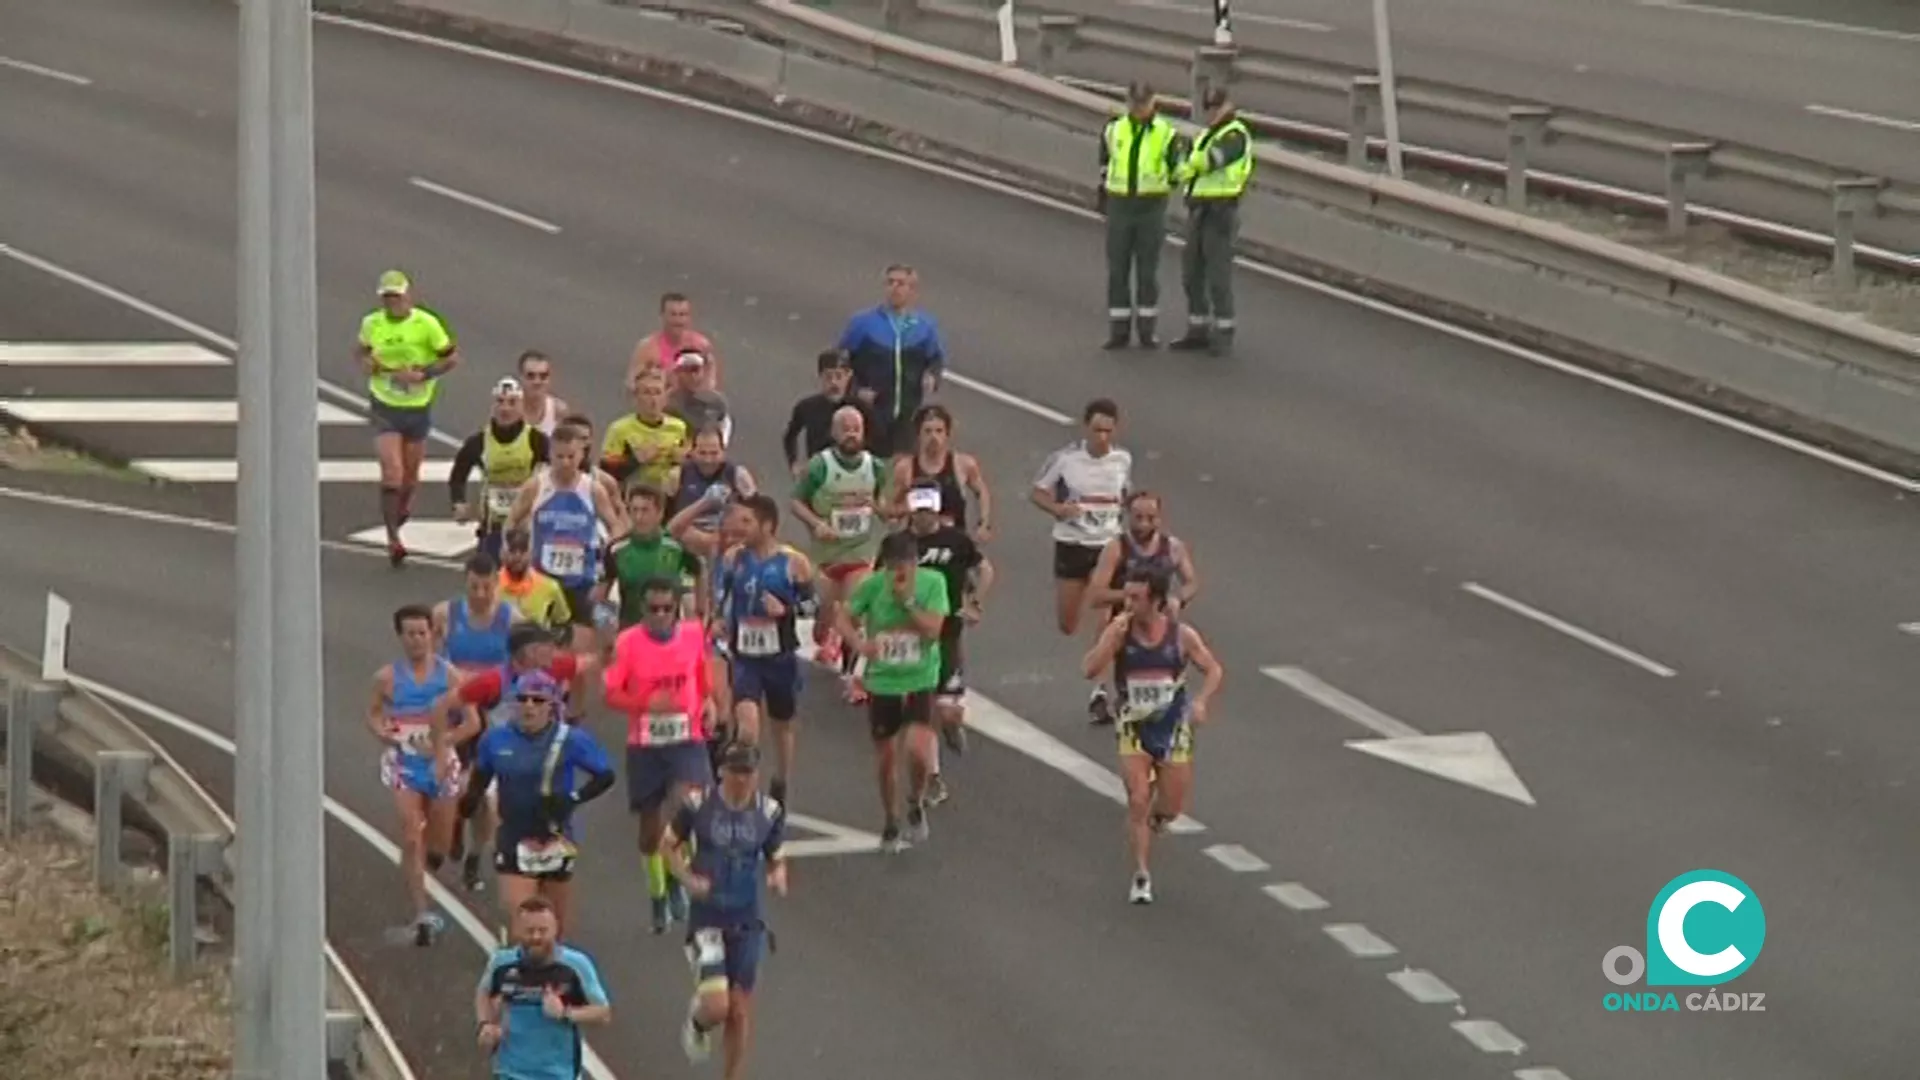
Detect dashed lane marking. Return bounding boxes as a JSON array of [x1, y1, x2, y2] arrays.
[[1261, 882, 1329, 911], [1453, 1018, 1528, 1054], [1323, 923, 1398, 958], [1202, 843, 1271, 872], [1388, 968, 1463, 1005]]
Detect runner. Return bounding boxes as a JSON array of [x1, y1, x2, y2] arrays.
[[1083, 490, 1200, 724], [460, 671, 616, 940], [355, 270, 461, 566], [835, 530, 950, 851], [434, 623, 597, 773], [715, 494, 813, 807], [888, 403, 993, 540], [602, 371, 692, 496], [895, 483, 994, 807], [667, 350, 732, 446], [667, 425, 756, 560], [598, 484, 705, 632], [433, 552, 519, 892], [1029, 398, 1133, 720], [789, 405, 890, 698], [516, 350, 570, 437], [604, 576, 724, 934], [507, 425, 624, 654], [665, 742, 787, 1075], [1081, 569, 1224, 904], [556, 412, 626, 509], [476, 896, 611, 1076], [450, 378, 551, 561], [782, 350, 869, 478], [628, 291, 722, 391], [368, 604, 473, 945], [836, 264, 947, 459], [497, 528, 574, 632]]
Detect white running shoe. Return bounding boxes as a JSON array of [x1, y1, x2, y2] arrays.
[[681, 1005, 714, 1063], [1128, 872, 1154, 905]]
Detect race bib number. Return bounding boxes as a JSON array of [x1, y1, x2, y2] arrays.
[[395, 723, 433, 754], [1124, 676, 1180, 719], [484, 487, 518, 518], [1082, 504, 1122, 533], [737, 618, 780, 658], [540, 541, 587, 578], [647, 712, 693, 744], [876, 631, 921, 666], [515, 838, 575, 875], [691, 927, 725, 967], [830, 506, 873, 538]]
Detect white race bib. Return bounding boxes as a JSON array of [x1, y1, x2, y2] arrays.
[[516, 838, 574, 875], [395, 723, 433, 754], [540, 541, 587, 578], [737, 618, 780, 658], [485, 487, 518, 518], [1124, 675, 1180, 718], [1082, 504, 1122, 534], [830, 506, 873, 538], [647, 712, 692, 745], [691, 927, 725, 967], [876, 631, 922, 666]]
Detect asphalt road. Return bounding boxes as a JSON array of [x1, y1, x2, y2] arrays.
[[6, 0, 1920, 1078]]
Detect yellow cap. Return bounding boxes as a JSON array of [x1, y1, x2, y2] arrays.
[[376, 269, 410, 296]]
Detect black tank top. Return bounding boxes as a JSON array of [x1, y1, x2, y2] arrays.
[[912, 450, 969, 530]]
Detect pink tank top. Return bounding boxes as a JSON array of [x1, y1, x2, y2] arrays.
[[610, 620, 710, 748], [653, 330, 712, 368]]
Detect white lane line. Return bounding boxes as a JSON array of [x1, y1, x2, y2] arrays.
[[1635, 0, 1920, 44], [1324, 923, 1398, 957], [0, 55, 93, 86], [0, 478, 469, 571], [408, 177, 561, 234], [1202, 843, 1270, 872], [1260, 666, 1422, 739], [0, 399, 362, 425], [1805, 103, 1920, 133], [67, 672, 618, 1080], [942, 372, 1072, 426], [1388, 968, 1462, 1004], [0, 343, 230, 366], [1262, 882, 1329, 911], [1452, 1018, 1527, 1054], [1118, 0, 1335, 31], [0, 242, 463, 450], [1515, 1069, 1575, 1080], [320, 13, 1920, 496], [130, 459, 456, 484], [1461, 581, 1677, 678]]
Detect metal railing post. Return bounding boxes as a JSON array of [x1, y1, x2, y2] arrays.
[[1346, 76, 1381, 168], [93, 750, 152, 891], [1504, 105, 1553, 208], [1663, 142, 1715, 239], [1034, 14, 1080, 75], [1829, 178, 1885, 292], [1190, 45, 1236, 124], [5, 682, 58, 837], [168, 833, 224, 979]]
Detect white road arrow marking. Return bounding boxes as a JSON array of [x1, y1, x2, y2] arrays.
[[1261, 666, 1537, 806], [781, 812, 883, 858], [346, 518, 478, 559]]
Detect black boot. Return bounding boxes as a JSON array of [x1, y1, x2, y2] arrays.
[[1134, 315, 1160, 348], [1168, 324, 1210, 351], [1102, 319, 1130, 350]]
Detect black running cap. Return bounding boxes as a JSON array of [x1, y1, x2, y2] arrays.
[[508, 623, 562, 654], [719, 742, 760, 772]]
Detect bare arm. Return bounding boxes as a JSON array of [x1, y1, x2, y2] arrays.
[[970, 553, 997, 606], [1080, 615, 1131, 680], [1084, 540, 1125, 610], [430, 601, 450, 652], [365, 670, 394, 744], [1181, 624, 1225, 715], [1173, 539, 1201, 608], [733, 465, 757, 498], [1030, 484, 1079, 521], [505, 478, 539, 531], [594, 480, 628, 537], [959, 452, 993, 536]]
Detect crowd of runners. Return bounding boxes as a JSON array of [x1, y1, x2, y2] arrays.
[[354, 267, 1225, 1079]]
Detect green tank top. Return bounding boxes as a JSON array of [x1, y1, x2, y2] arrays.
[[808, 450, 882, 564], [607, 532, 696, 627]]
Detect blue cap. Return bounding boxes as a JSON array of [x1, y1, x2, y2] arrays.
[[513, 671, 561, 700]]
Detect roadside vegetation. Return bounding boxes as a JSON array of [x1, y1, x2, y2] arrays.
[[0, 826, 230, 1079]]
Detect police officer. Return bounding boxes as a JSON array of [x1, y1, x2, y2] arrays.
[[1097, 82, 1185, 350], [1170, 88, 1255, 357]]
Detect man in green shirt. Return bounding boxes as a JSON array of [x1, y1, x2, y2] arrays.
[[355, 269, 461, 566], [790, 405, 891, 683], [595, 485, 703, 630], [836, 530, 949, 852]]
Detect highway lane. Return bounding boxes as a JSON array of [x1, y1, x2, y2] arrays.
[[8, 0, 1920, 1076]]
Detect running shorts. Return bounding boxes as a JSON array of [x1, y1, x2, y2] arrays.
[[367, 399, 433, 443], [687, 919, 767, 994], [380, 748, 461, 800], [867, 690, 934, 742], [626, 743, 714, 813], [1052, 540, 1103, 582], [492, 831, 578, 882], [1118, 701, 1194, 765], [731, 654, 801, 722]]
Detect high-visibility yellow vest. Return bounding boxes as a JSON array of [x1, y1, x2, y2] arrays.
[[1185, 118, 1254, 199], [1104, 115, 1177, 196], [479, 424, 537, 524]]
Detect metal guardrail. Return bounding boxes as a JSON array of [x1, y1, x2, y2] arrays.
[[872, 0, 1920, 280], [0, 593, 411, 1080]]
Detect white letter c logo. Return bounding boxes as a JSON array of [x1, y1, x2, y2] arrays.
[[1657, 880, 1746, 977]]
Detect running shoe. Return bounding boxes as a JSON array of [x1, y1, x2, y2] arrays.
[[880, 821, 907, 854], [413, 911, 446, 946], [1128, 873, 1154, 905], [941, 722, 968, 755], [1149, 812, 1174, 834], [680, 1006, 714, 1063], [388, 541, 408, 569], [461, 854, 485, 893], [905, 799, 930, 844], [925, 775, 950, 808]]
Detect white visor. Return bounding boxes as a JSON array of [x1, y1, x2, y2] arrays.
[[907, 487, 942, 513]]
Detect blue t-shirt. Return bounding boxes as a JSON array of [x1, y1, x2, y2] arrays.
[[479, 945, 608, 1080], [672, 788, 786, 923], [835, 304, 946, 418], [473, 721, 613, 842], [723, 547, 802, 659]]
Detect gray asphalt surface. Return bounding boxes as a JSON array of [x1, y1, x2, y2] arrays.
[[5, 0, 1920, 1077], [847, 0, 1920, 250]]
